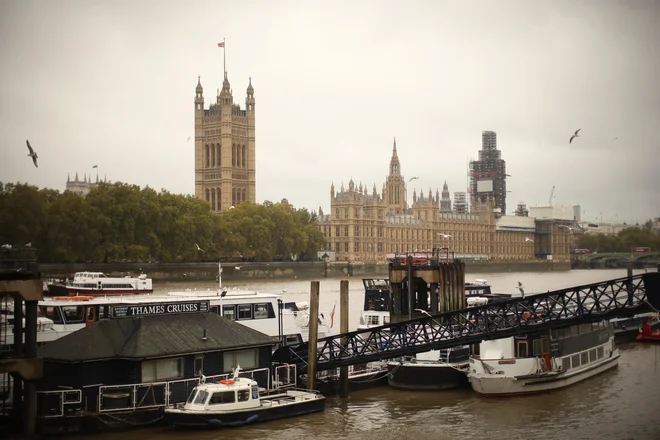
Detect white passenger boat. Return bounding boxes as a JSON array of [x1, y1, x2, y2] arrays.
[[468, 320, 620, 397], [65, 271, 153, 295]]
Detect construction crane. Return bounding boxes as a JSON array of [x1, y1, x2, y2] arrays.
[[549, 186, 555, 205]]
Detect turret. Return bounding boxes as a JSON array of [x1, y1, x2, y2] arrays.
[[246, 77, 255, 111], [195, 76, 204, 111]]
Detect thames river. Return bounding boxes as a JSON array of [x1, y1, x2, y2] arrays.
[[62, 268, 660, 440]]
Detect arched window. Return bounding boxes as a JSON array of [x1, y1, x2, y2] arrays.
[[232, 143, 236, 167], [232, 188, 236, 207], [217, 187, 221, 209], [205, 145, 210, 167], [211, 145, 216, 167], [216, 144, 221, 167], [242, 145, 246, 168], [242, 188, 247, 202], [205, 188, 210, 203], [211, 188, 216, 211]]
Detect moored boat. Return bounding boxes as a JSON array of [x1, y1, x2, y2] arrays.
[[468, 320, 620, 397], [636, 314, 660, 342], [163, 366, 325, 429], [65, 271, 153, 295], [386, 347, 470, 391]]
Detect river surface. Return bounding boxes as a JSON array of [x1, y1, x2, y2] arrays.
[[62, 268, 660, 440]]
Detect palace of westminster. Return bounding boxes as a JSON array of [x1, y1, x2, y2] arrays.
[[183, 66, 579, 263]]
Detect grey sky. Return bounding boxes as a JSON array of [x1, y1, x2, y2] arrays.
[[1, 0, 658, 224]]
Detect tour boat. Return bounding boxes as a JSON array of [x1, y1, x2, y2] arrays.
[[636, 315, 660, 342], [163, 366, 325, 429], [65, 271, 153, 295], [468, 320, 620, 397]]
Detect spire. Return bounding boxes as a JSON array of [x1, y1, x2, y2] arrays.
[[247, 77, 254, 95], [389, 137, 401, 175], [75, 172, 79, 182], [67, 173, 70, 183]]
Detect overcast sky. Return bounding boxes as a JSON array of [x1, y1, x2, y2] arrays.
[[1, 0, 658, 225]]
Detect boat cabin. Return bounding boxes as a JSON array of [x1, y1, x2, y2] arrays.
[[180, 374, 261, 412]]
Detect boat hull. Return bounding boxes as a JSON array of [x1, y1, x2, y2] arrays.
[[300, 368, 389, 396], [163, 397, 325, 429], [469, 352, 620, 397], [387, 362, 469, 391]]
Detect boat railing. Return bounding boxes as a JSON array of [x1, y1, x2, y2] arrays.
[[36, 366, 284, 417], [36, 389, 82, 418]]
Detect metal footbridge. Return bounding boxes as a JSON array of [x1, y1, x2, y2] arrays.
[[273, 273, 660, 373]]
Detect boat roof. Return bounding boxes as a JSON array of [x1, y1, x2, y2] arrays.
[[40, 289, 281, 306]]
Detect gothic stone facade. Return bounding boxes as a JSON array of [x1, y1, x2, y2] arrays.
[[317, 139, 572, 262], [194, 73, 256, 212]]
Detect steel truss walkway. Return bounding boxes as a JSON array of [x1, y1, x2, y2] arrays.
[[273, 273, 660, 373]]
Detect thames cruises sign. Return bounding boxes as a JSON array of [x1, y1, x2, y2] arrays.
[[111, 301, 210, 318]]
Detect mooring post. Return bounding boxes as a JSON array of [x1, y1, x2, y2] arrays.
[[307, 281, 320, 391], [406, 255, 414, 320], [626, 262, 634, 305], [339, 279, 350, 398]]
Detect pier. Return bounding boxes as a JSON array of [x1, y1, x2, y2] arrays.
[[273, 272, 660, 372]]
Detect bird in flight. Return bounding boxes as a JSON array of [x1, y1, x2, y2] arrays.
[[194, 243, 205, 253], [524, 237, 533, 242], [26, 140, 38, 167], [515, 281, 525, 298], [438, 233, 451, 239], [569, 129, 581, 144], [409, 176, 419, 182], [187, 136, 191, 141]]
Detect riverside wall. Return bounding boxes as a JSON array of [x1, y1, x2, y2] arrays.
[[40, 260, 572, 283]]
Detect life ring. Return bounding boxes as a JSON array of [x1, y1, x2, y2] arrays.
[[53, 296, 95, 301], [220, 379, 235, 385]]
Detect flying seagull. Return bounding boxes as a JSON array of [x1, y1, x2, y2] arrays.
[[187, 136, 191, 141], [409, 176, 419, 182], [194, 243, 205, 253], [516, 281, 525, 298], [26, 140, 38, 167], [524, 237, 533, 242], [569, 128, 581, 144], [438, 233, 451, 239]]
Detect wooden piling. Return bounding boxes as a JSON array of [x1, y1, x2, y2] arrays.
[[306, 281, 320, 391], [339, 279, 350, 398]]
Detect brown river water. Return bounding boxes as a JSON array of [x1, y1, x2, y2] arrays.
[[59, 268, 660, 440]]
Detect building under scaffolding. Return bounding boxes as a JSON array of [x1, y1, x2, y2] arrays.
[[0, 246, 43, 436], [469, 130, 507, 216]]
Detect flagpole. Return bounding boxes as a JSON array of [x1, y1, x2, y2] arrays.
[[223, 38, 226, 75]]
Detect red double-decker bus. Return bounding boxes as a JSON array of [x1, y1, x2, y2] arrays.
[[633, 247, 651, 254]]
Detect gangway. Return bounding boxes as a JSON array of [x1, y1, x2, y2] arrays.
[[273, 273, 660, 373]]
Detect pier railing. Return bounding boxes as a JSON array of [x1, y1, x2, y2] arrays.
[[35, 364, 298, 418], [273, 273, 660, 372]]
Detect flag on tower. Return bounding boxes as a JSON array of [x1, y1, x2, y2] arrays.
[[217, 42, 225, 48]]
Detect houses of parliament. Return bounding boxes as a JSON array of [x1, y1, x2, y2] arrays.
[[316, 134, 576, 263], [194, 70, 256, 212]]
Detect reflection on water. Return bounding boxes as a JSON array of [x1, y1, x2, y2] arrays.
[[58, 269, 660, 440]]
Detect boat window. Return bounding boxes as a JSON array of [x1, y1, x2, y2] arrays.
[[285, 335, 301, 345], [194, 355, 204, 376], [383, 316, 390, 325], [571, 354, 580, 368], [597, 347, 604, 359], [187, 390, 198, 404], [254, 303, 269, 319], [222, 306, 235, 320], [211, 306, 219, 314], [580, 352, 589, 365], [61, 306, 85, 323], [532, 339, 542, 355], [39, 306, 62, 324], [224, 349, 258, 371], [238, 304, 252, 320], [589, 348, 597, 362], [209, 391, 235, 405], [367, 315, 380, 326], [561, 357, 570, 371], [237, 389, 250, 402], [194, 390, 209, 405], [516, 341, 528, 357], [142, 357, 184, 382], [101, 306, 109, 320], [541, 338, 550, 353]]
